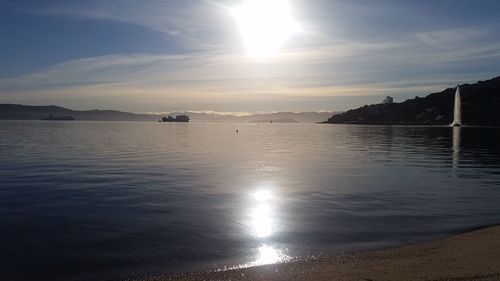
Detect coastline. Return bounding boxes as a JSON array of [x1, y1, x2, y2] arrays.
[[137, 225, 500, 281]]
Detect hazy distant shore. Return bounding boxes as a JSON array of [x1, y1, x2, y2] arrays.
[[138, 225, 500, 281], [0, 104, 335, 123]]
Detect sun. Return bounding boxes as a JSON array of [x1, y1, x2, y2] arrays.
[[232, 0, 299, 58]]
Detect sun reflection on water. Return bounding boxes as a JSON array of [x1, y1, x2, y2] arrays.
[[250, 188, 290, 265], [220, 186, 291, 271], [221, 244, 292, 271], [250, 189, 273, 239], [251, 203, 272, 238], [252, 189, 273, 201], [253, 244, 287, 266]]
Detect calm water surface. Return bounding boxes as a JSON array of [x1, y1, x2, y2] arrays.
[[1, 121, 500, 281]]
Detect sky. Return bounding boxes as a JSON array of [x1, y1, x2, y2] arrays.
[[1, 0, 500, 113]]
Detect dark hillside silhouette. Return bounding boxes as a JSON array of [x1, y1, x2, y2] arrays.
[[326, 76, 500, 126]]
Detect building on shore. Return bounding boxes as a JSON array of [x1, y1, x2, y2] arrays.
[[383, 96, 394, 104]]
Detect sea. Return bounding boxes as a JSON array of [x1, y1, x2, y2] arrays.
[[1, 120, 500, 281]]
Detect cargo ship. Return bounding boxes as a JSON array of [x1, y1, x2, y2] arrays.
[[160, 115, 190, 122]]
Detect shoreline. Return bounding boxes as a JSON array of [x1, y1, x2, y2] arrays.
[[137, 225, 500, 281]]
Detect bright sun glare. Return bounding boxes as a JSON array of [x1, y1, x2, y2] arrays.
[[251, 189, 273, 238], [232, 0, 298, 58]]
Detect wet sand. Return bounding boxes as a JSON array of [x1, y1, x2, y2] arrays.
[[140, 226, 500, 281]]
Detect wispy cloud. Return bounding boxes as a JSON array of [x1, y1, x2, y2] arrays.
[[2, 1, 500, 112], [32, 0, 238, 50], [2, 29, 498, 112], [416, 27, 485, 46]]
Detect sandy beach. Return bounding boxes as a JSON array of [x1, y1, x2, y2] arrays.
[[139, 226, 500, 281]]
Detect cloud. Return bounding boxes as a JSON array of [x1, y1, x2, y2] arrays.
[[1, 38, 496, 113], [33, 0, 239, 50], [2, 23, 499, 96], [416, 27, 485, 46], [2, 0, 500, 112]]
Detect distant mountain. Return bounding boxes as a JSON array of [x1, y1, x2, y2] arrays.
[[0, 104, 158, 121], [167, 111, 337, 123], [0, 104, 335, 123], [249, 118, 299, 123], [247, 112, 335, 123], [325, 76, 500, 126]]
